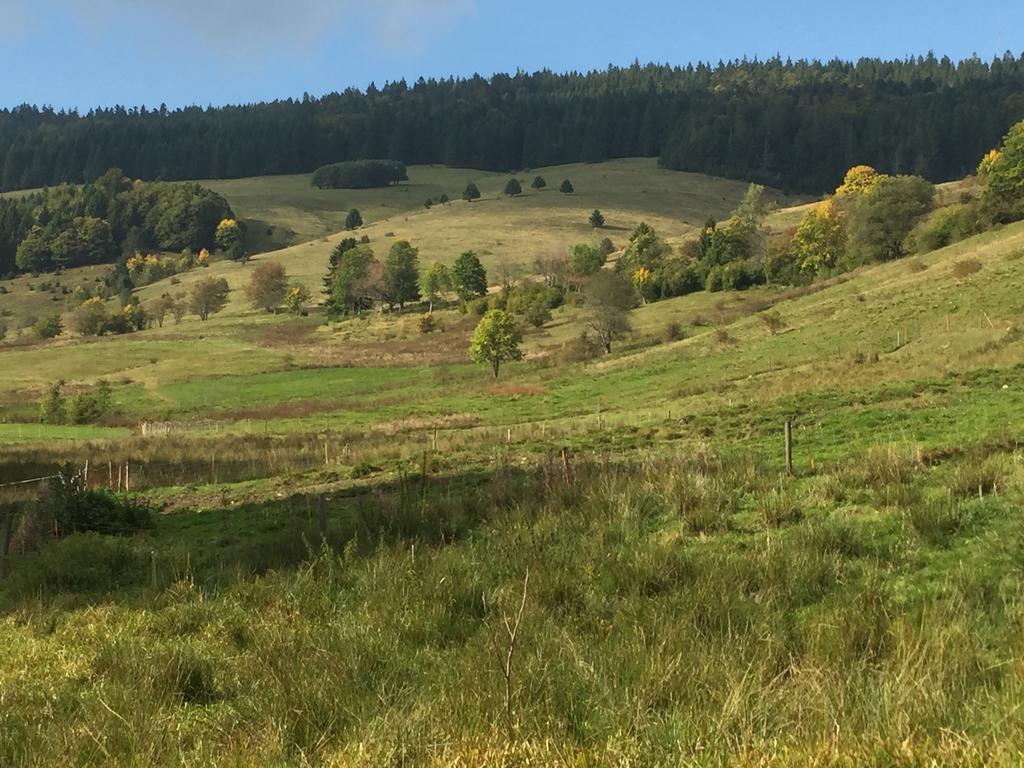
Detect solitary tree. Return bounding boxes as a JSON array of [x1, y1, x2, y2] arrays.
[[215, 218, 246, 261], [560, 179, 574, 194], [245, 261, 288, 313], [422, 262, 452, 312], [345, 208, 363, 230], [463, 182, 481, 202], [531, 176, 546, 191], [151, 293, 176, 328], [190, 276, 230, 321], [452, 250, 488, 305], [439, 192, 450, 205], [589, 209, 605, 228], [284, 283, 312, 314], [469, 310, 523, 378], [585, 270, 634, 353], [383, 240, 421, 310], [504, 178, 522, 197]]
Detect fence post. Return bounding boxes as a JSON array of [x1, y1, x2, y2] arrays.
[[125, 462, 130, 492], [432, 428, 438, 451], [83, 460, 89, 488], [0, 507, 14, 579], [560, 447, 571, 485], [784, 420, 794, 476]]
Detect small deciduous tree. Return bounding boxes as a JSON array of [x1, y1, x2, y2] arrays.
[[469, 310, 523, 378], [345, 208, 364, 230], [284, 283, 312, 315], [69, 297, 108, 336], [383, 240, 421, 310], [589, 209, 605, 228], [452, 250, 488, 305], [789, 199, 847, 277], [215, 218, 246, 261], [569, 243, 605, 278], [585, 270, 634, 353], [982, 119, 1024, 223], [151, 293, 176, 327], [190, 276, 230, 321], [504, 178, 522, 197], [422, 262, 452, 312], [245, 261, 288, 313], [559, 179, 574, 194], [463, 182, 481, 202]]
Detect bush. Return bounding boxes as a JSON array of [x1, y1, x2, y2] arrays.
[[950, 258, 983, 279], [905, 203, 982, 254], [42, 471, 153, 536], [418, 314, 437, 334], [34, 314, 63, 339], [663, 320, 684, 342]]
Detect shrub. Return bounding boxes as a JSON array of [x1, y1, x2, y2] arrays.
[[418, 314, 437, 334], [42, 471, 153, 536], [950, 258, 983, 279], [34, 314, 63, 339], [759, 310, 787, 335], [663, 320, 684, 342]]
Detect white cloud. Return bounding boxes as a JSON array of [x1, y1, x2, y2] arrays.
[[6, 0, 476, 55]]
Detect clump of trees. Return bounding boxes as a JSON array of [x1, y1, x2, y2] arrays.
[[68, 297, 147, 336], [311, 160, 407, 189], [0, 168, 233, 275], [39, 379, 113, 425]]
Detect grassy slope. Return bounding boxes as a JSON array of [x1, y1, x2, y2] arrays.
[[2, 166, 1024, 764]]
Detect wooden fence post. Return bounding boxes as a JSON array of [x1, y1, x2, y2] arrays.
[[0, 507, 14, 579], [125, 462, 130, 492], [83, 460, 89, 488], [560, 447, 571, 485], [432, 428, 438, 451], [784, 420, 794, 476]]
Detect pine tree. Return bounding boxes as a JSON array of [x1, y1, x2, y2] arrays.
[[345, 208, 363, 230], [531, 176, 546, 190], [462, 182, 481, 202], [589, 209, 605, 228], [560, 179, 574, 194], [383, 240, 421, 310], [503, 178, 522, 196]]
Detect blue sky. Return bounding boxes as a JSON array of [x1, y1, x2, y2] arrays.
[[1, 0, 1021, 110]]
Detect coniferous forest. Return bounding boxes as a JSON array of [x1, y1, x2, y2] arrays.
[[2, 55, 1023, 195]]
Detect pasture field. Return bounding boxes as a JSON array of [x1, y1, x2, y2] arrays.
[[0, 160, 1023, 765]]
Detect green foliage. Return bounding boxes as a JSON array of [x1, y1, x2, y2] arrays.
[[469, 309, 523, 378], [905, 203, 984, 254], [42, 470, 153, 536], [382, 240, 421, 309], [568, 243, 605, 278], [846, 176, 935, 264], [451, 250, 487, 303], [530, 175, 546, 190], [584, 270, 635, 353], [559, 179, 574, 194], [215, 219, 245, 261], [462, 182, 481, 202], [421, 262, 452, 311], [311, 159, 408, 189], [505, 281, 562, 328], [189, 276, 230, 321], [982, 119, 1024, 222], [68, 380, 113, 424], [34, 314, 62, 339], [39, 380, 66, 424], [8, 172, 231, 274], [344, 208, 364, 230], [283, 283, 312, 315], [589, 209, 605, 228], [503, 178, 522, 197], [620, 222, 670, 272], [328, 244, 376, 316]]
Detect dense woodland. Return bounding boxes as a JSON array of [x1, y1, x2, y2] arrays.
[[1, 55, 1023, 194], [0, 169, 232, 275]]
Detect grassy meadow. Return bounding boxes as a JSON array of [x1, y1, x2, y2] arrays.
[[1, 159, 1023, 765]]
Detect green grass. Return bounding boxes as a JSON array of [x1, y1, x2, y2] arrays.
[[2, 161, 1024, 765]]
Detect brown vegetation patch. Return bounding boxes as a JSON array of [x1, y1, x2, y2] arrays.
[[371, 413, 481, 435], [950, 258, 983, 279], [489, 385, 549, 397]]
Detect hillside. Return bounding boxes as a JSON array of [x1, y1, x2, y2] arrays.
[[2, 152, 1024, 764]]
